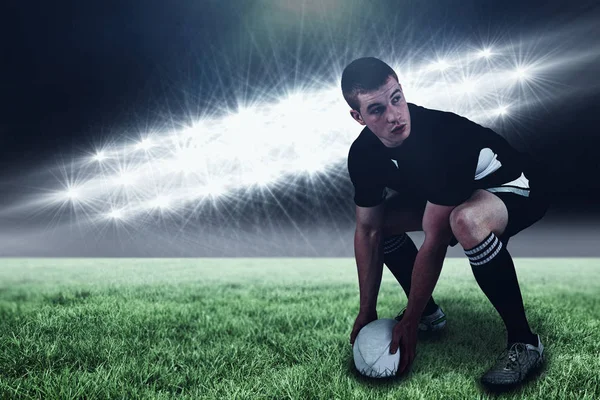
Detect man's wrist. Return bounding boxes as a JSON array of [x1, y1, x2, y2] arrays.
[[403, 308, 422, 323], [359, 305, 377, 315], [398, 311, 420, 330]]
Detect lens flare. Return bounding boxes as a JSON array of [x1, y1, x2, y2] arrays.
[[3, 35, 588, 239]]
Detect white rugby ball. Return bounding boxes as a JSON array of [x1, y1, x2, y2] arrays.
[[353, 318, 400, 378]]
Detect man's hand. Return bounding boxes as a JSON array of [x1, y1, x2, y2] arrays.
[[390, 317, 419, 375], [350, 310, 378, 345]]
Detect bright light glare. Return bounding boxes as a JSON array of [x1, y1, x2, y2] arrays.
[[94, 151, 107, 162], [150, 195, 171, 209], [496, 105, 509, 115], [514, 67, 530, 80], [115, 173, 134, 186], [458, 79, 477, 94], [198, 181, 227, 197], [34, 40, 569, 224], [478, 48, 493, 58], [108, 209, 123, 219], [66, 189, 79, 200], [136, 138, 154, 151], [429, 59, 451, 71]]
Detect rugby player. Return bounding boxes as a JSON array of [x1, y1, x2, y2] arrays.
[[343, 57, 548, 387]]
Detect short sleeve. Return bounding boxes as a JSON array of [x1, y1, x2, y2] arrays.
[[348, 149, 387, 208]]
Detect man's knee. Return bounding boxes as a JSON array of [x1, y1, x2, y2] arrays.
[[450, 207, 472, 232], [449, 206, 484, 239], [449, 193, 509, 245]]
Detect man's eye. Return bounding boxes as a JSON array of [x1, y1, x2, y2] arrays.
[[372, 108, 383, 115], [392, 96, 401, 103]]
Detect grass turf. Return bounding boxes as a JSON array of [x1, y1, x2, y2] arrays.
[[0, 258, 599, 399]]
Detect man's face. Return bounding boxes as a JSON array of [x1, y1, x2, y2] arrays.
[[350, 76, 411, 148]]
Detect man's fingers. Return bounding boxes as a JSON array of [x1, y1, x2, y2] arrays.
[[399, 340, 416, 375], [399, 352, 412, 375], [398, 343, 409, 374], [389, 328, 400, 354]]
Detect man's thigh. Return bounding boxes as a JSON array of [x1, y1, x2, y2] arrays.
[[485, 190, 549, 242], [382, 190, 427, 236]]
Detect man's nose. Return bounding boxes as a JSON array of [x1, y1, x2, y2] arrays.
[[387, 109, 402, 123]]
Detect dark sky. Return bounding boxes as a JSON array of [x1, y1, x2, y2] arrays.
[[2, 0, 600, 201]]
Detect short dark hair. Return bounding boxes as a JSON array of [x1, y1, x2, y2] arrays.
[[341, 57, 398, 111]]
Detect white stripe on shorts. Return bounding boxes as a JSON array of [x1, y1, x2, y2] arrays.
[[485, 172, 530, 197]]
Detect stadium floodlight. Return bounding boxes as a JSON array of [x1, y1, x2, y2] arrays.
[[514, 67, 530, 80], [478, 48, 493, 58], [495, 105, 509, 116], [108, 209, 124, 219], [93, 151, 107, 162], [66, 189, 79, 200]]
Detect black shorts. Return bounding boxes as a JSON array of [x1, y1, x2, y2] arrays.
[[383, 185, 550, 247], [484, 188, 549, 245]]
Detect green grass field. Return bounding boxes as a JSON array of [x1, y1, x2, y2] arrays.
[[1, 258, 599, 399]]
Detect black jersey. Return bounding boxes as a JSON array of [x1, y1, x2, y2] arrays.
[[347, 103, 531, 208]]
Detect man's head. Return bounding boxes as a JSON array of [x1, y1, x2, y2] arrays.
[[341, 57, 411, 148]]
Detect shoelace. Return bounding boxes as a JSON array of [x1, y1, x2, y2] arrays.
[[493, 342, 528, 373]]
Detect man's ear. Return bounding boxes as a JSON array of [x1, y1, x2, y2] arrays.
[[350, 110, 366, 126]]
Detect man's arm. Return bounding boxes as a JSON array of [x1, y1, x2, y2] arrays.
[[354, 203, 386, 314], [403, 201, 455, 321], [390, 201, 457, 370]]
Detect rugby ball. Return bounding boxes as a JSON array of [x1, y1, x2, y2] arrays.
[[353, 318, 400, 378]]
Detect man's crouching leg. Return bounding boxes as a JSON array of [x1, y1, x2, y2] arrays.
[[383, 233, 439, 316], [450, 189, 543, 387]]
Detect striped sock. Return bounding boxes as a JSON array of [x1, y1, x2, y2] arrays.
[[464, 231, 504, 266], [466, 232, 537, 346], [384, 233, 438, 316], [383, 233, 409, 254]]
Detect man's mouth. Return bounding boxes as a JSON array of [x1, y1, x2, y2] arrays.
[[391, 124, 406, 133]]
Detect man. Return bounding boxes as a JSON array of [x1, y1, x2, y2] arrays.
[[342, 57, 549, 387]]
